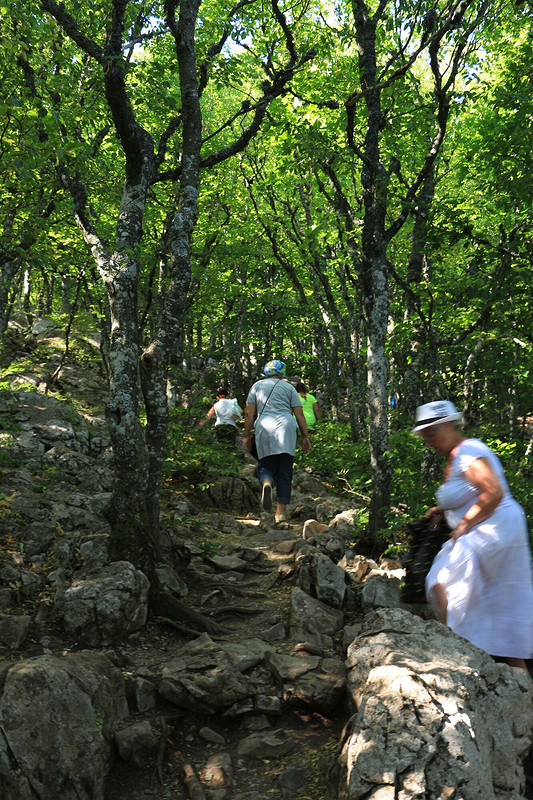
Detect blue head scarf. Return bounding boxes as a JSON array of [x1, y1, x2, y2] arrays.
[[263, 360, 286, 377]]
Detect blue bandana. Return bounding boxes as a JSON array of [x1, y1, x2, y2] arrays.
[[263, 360, 286, 376]]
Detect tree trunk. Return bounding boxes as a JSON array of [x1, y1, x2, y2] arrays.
[[0, 259, 19, 338], [462, 338, 485, 427], [352, 2, 391, 540]]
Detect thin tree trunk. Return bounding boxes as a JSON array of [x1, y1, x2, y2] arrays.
[[462, 338, 485, 427]]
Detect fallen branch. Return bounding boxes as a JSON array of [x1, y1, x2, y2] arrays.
[[181, 762, 207, 800], [337, 476, 371, 502]]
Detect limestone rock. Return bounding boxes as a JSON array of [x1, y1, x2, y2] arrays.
[[361, 571, 402, 609], [237, 731, 299, 759], [0, 613, 31, 649], [0, 651, 127, 800], [288, 586, 344, 644], [158, 633, 256, 714], [331, 607, 533, 800], [266, 651, 347, 713], [195, 475, 259, 514], [62, 561, 149, 645], [115, 720, 158, 767]]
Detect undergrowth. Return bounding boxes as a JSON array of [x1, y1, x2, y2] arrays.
[[164, 407, 244, 487], [298, 418, 533, 548]]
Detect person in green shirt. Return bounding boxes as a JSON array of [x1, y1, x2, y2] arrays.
[[295, 383, 321, 432]]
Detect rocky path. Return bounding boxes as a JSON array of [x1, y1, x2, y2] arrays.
[[102, 499, 354, 800], [0, 318, 531, 800], [0, 321, 360, 800], [97, 496, 348, 800]]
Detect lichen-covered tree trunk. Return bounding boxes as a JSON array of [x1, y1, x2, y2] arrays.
[[363, 256, 390, 541], [0, 259, 18, 340], [353, 1, 391, 541], [347, 0, 481, 541], [139, 0, 201, 552], [100, 190, 159, 567]]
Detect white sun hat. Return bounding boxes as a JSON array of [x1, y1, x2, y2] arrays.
[[412, 400, 463, 434]]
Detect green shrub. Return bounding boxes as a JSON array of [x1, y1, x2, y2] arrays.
[[301, 417, 533, 549], [164, 406, 243, 486]]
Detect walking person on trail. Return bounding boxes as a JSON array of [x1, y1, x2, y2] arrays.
[[199, 386, 243, 447], [413, 399, 533, 671], [295, 382, 321, 432], [243, 360, 310, 525]]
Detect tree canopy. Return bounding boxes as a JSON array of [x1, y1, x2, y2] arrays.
[[1, 0, 532, 553]]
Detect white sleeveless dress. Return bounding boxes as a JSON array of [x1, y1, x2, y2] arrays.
[[425, 438, 533, 659]]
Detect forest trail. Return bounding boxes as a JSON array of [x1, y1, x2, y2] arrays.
[[103, 482, 352, 800], [0, 315, 354, 800], [1, 318, 531, 800]]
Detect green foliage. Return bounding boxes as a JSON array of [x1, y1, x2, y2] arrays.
[[299, 418, 434, 521], [387, 427, 435, 515], [298, 420, 372, 494], [480, 434, 533, 530], [164, 407, 244, 485], [32, 465, 61, 494], [2, 0, 533, 553]]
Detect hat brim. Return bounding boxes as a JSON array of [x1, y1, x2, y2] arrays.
[[412, 412, 463, 435]]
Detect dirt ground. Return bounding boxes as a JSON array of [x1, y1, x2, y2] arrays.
[[105, 513, 350, 800], [13, 510, 351, 800]]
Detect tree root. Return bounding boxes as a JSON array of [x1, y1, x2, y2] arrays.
[[151, 591, 231, 635], [225, 586, 267, 598], [210, 605, 266, 617], [157, 617, 206, 638], [246, 563, 275, 573], [151, 716, 167, 788]]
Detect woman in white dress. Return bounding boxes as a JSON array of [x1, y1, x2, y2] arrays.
[[413, 400, 533, 671]]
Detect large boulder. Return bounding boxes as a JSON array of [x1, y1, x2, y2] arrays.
[[289, 586, 344, 648], [265, 651, 347, 713], [294, 548, 346, 609], [62, 561, 150, 645], [158, 633, 257, 714], [0, 651, 128, 800], [331, 607, 533, 800], [195, 475, 259, 514]]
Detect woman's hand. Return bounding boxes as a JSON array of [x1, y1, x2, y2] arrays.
[[292, 406, 310, 449], [243, 435, 252, 453], [426, 506, 444, 518], [450, 520, 470, 541]]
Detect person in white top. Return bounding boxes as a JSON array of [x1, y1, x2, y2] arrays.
[[413, 400, 533, 671], [200, 386, 242, 446]]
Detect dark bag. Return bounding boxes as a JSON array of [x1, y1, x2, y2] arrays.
[[250, 434, 258, 459], [401, 516, 451, 603]]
